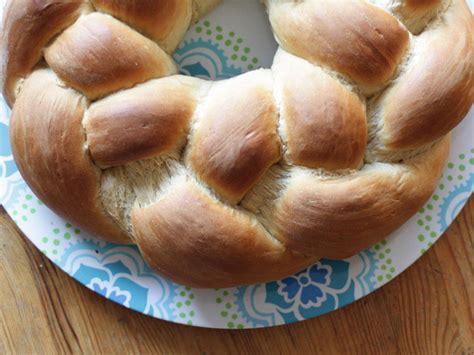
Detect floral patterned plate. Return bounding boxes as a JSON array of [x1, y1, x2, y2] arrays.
[[1, 0, 473, 329]]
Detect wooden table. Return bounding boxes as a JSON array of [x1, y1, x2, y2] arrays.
[[0, 199, 472, 354]]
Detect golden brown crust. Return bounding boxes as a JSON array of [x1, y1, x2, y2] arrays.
[[10, 69, 129, 243], [44, 13, 177, 99], [273, 49, 367, 170], [187, 70, 281, 203], [271, 137, 450, 258], [90, 0, 193, 53], [2, 0, 472, 288], [267, 0, 410, 93], [86, 76, 203, 167], [132, 177, 316, 288], [1, 0, 89, 105], [382, 0, 474, 150]]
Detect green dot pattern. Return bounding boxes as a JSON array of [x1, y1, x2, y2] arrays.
[[173, 287, 196, 324], [213, 289, 245, 329], [416, 149, 473, 255], [417, 195, 438, 254], [11, 193, 43, 224], [12, 193, 81, 258], [372, 241, 395, 284], [440, 151, 473, 184], [35, 221, 82, 257], [192, 21, 260, 71]]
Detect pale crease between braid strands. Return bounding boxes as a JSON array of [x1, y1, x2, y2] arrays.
[[3, 0, 473, 287]]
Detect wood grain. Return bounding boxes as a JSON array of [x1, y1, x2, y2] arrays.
[[0, 198, 472, 355]]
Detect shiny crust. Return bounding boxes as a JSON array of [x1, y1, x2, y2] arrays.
[[90, 0, 193, 53], [187, 70, 281, 203], [273, 49, 367, 170], [267, 0, 410, 93], [86, 76, 203, 167], [3, 0, 473, 288], [44, 13, 177, 99], [1, 0, 89, 105], [382, 0, 474, 150], [132, 177, 316, 288], [271, 137, 450, 258], [10, 69, 129, 243]]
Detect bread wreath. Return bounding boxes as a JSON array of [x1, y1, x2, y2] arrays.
[[2, 0, 473, 287]]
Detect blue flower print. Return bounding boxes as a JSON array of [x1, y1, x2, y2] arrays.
[[59, 242, 177, 319], [278, 264, 330, 307], [91, 279, 132, 307]]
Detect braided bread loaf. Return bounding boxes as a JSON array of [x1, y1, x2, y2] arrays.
[[2, 0, 473, 288]]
